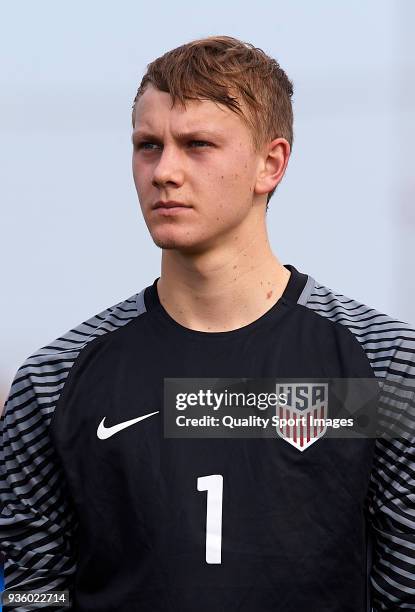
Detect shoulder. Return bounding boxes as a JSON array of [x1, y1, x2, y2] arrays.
[[2, 289, 147, 422], [301, 276, 415, 380]]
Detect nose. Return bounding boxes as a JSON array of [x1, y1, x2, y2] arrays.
[[151, 145, 184, 189]]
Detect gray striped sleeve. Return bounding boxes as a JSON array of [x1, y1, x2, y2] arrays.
[[304, 279, 415, 611], [0, 292, 145, 610]]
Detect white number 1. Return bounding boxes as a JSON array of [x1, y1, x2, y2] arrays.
[[197, 474, 223, 564]]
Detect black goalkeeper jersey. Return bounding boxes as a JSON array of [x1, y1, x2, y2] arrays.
[[1, 264, 415, 612]]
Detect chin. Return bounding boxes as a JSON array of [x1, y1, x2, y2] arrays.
[[150, 228, 209, 254]]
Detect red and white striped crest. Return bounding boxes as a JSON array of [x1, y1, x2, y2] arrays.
[[275, 383, 328, 452]]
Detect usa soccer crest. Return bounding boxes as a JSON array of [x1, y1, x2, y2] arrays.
[[275, 383, 328, 452]]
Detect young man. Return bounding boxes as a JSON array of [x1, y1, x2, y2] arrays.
[[1, 35, 414, 612]]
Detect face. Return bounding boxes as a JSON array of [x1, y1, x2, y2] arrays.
[[131, 85, 268, 254]]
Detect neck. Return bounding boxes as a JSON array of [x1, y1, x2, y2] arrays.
[[156, 218, 290, 333]]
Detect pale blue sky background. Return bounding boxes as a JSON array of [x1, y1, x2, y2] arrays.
[[1, 1, 414, 404]]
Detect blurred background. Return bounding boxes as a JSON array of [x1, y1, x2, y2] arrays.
[[1, 0, 414, 411]]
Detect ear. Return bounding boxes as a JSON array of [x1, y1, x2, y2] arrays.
[[253, 138, 291, 197]]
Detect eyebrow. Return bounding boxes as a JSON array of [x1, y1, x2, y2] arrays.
[[131, 129, 224, 144]]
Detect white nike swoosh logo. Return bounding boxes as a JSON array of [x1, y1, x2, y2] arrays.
[[97, 411, 159, 440]]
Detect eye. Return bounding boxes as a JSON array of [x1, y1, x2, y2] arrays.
[[136, 142, 160, 151], [188, 140, 211, 148], [135, 140, 212, 151]]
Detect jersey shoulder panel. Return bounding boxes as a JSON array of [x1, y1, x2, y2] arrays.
[[4, 289, 147, 422], [302, 278, 415, 381]]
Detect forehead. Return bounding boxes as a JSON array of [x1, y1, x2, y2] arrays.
[[133, 84, 246, 135]]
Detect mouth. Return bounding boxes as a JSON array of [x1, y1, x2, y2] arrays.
[[153, 201, 191, 210], [152, 201, 193, 216]]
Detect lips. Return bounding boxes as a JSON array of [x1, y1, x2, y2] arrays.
[[153, 201, 190, 209]]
